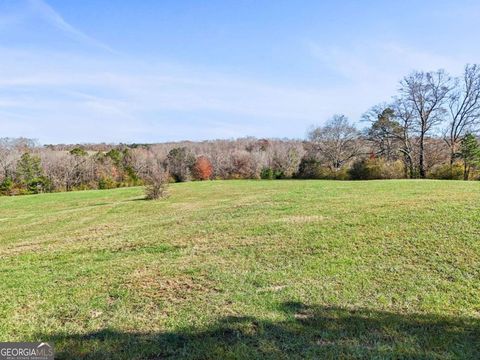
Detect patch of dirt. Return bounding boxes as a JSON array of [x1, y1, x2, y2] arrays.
[[278, 215, 327, 224], [316, 338, 335, 346], [0, 240, 46, 258], [294, 312, 313, 320], [67, 223, 119, 242], [126, 268, 219, 303], [256, 285, 287, 293]]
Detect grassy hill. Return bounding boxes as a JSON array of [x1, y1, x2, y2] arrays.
[[0, 180, 479, 359]]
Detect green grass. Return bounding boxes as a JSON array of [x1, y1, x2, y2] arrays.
[[0, 180, 479, 359]]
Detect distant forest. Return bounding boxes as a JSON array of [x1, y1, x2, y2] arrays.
[[1, 65, 480, 195]]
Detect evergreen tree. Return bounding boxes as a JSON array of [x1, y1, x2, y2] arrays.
[[459, 134, 480, 180], [16, 153, 49, 193], [17, 153, 43, 183]]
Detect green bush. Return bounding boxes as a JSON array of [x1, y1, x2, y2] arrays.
[[0, 178, 14, 195], [349, 158, 404, 180], [297, 158, 350, 180], [98, 177, 118, 189], [297, 158, 324, 179], [320, 167, 350, 180], [428, 164, 464, 180], [260, 167, 284, 179], [260, 167, 274, 179], [26, 177, 52, 194]]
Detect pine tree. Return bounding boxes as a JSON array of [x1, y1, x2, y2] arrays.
[[459, 134, 480, 180]]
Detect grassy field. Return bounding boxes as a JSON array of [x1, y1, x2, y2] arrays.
[[0, 180, 479, 359]]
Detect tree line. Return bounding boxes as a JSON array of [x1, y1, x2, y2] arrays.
[[1, 65, 480, 196]]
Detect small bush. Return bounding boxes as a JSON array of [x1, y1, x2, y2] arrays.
[[297, 158, 350, 179], [144, 167, 169, 200], [26, 176, 52, 194], [260, 167, 284, 179], [0, 178, 14, 195], [349, 158, 404, 180], [428, 164, 464, 180], [325, 167, 350, 180], [98, 177, 118, 189], [192, 156, 213, 180], [260, 167, 274, 179], [297, 158, 324, 179]]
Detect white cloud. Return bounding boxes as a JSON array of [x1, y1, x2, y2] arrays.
[[27, 0, 115, 52], [307, 40, 464, 84], [306, 40, 469, 117], [0, 46, 342, 142], [2, 1, 477, 143]]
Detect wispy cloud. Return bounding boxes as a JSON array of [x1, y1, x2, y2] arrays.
[[306, 40, 467, 111], [2, 1, 478, 143], [27, 0, 115, 53], [307, 40, 463, 82], [2, 2, 335, 143], [0, 46, 338, 143]]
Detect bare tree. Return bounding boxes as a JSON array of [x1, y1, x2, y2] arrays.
[[391, 100, 417, 178], [399, 70, 452, 177], [0, 138, 36, 181], [0, 139, 18, 181], [65, 150, 92, 191], [444, 64, 480, 164], [308, 114, 361, 171], [144, 157, 168, 200]]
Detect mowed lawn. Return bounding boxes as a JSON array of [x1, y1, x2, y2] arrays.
[[0, 180, 479, 359]]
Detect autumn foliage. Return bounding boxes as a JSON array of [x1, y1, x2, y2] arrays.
[[192, 156, 213, 180]]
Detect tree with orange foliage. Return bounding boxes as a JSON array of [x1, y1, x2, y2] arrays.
[[192, 155, 213, 180]]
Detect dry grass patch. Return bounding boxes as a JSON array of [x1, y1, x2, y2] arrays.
[[277, 215, 327, 224], [126, 267, 219, 304]]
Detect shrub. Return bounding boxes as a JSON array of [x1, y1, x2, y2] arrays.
[[98, 177, 118, 189], [349, 158, 404, 180], [0, 178, 14, 195], [261, 167, 274, 179], [70, 147, 88, 157], [325, 167, 350, 180], [144, 167, 169, 200], [297, 158, 350, 180], [260, 167, 284, 179], [192, 156, 213, 180], [428, 164, 464, 180], [297, 158, 324, 179], [26, 176, 52, 194]]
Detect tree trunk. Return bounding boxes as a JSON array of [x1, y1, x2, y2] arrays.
[[402, 153, 414, 178], [450, 147, 455, 166], [419, 132, 426, 178]]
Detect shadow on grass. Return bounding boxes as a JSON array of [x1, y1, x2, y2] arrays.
[[44, 302, 479, 359]]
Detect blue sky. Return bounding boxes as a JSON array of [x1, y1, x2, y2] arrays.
[[1, 0, 480, 144]]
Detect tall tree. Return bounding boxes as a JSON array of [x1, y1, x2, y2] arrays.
[[65, 149, 90, 191], [166, 147, 195, 182], [363, 105, 402, 162], [17, 153, 43, 184], [0, 138, 35, 181], [444, 64, 480, 164], [399, 70, 452, 178], [308, 114, 361, 171]]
